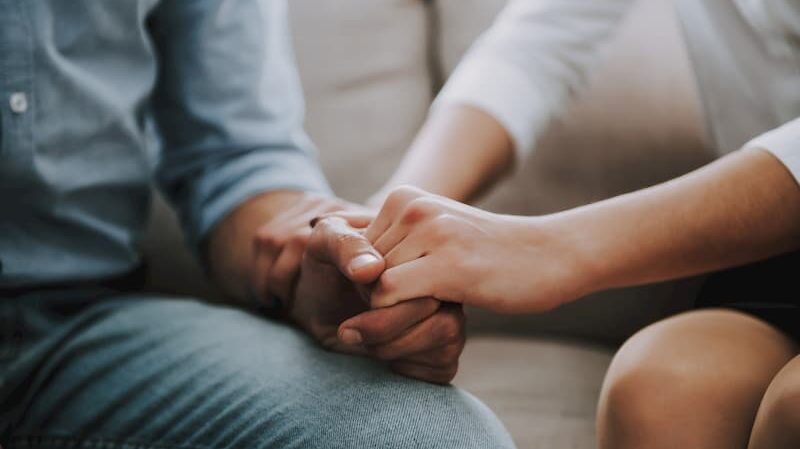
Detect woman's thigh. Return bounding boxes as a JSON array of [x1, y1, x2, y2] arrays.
[[597, 309, 796, 449], [1, 294, 513, 449]]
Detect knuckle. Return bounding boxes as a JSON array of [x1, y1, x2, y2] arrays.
[[334, 231, 361, 246], [442, 364, 459, 383], [288, 230, 310, 248], [255, 228, 281, 248], [401, 198, 439, 225], [362, 315, 389, 338], [426, 214, 460, 242], [439, 343, 464, 365], [435, 314, 462, 344], [377, 272, 397, 295], [371, 345, 397, 361], [313, 215, 339, 234], [386, 185, 423, 208]]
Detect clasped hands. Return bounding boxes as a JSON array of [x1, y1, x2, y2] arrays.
[[251, 186, 586, 384], [250, 192, 465, 384]]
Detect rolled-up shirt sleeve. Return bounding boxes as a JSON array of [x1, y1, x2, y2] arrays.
[[148, 0, 330, 251], [434, 0, 634, 163], [745, 117, 800, 185]]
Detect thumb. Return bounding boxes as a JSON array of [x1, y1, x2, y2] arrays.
[[308, 216, 385, 284]]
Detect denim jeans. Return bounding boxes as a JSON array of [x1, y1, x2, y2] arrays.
[[0, 290, 514, 449]]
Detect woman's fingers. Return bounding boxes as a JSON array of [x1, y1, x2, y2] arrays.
[[371, 258, 450, 308], [365, 185, 426, 243]]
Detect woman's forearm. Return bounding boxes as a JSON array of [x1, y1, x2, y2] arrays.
[[368, 105, 515, 207], [555, 147, 800, 295]]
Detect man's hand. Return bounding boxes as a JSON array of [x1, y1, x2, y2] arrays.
[[250, 194, 352, 306], [292, 216, 466, 384], [208, 191, 339, 303], [213, 191, 465, 384]]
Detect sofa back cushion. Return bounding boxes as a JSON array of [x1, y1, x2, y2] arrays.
[[291, 0, 433, 203]]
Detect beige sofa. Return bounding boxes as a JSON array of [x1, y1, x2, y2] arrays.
[[142, 0, 716, 447]]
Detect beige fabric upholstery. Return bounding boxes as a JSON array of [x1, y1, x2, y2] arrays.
[[435, 0, 508, 77], [455, 336, 614, 449], [290, 0, 433, 203]]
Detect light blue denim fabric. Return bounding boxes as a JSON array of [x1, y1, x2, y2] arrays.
[[0, 292, 516, 449], [0, 0, 330, 287]]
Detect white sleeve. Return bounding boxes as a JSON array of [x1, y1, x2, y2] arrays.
[[745, 117, 800, 185], [434, 0, 635, 163]]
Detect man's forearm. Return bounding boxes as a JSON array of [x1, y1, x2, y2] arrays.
[[206, 190, 308, 303], [368, 105, 515, 207], [551, 148, 800, 295]]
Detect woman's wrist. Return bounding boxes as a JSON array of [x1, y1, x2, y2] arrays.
[[513, 213, 609, 308]]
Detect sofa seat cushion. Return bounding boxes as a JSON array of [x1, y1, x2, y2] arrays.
[[455, 336, 614, 449]]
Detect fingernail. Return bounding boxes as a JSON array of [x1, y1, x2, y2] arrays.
[[339, 328, 363, 345], [349, 254, 379, 273]]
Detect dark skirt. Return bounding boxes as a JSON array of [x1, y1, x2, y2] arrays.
[[696, 251, 800, 341]]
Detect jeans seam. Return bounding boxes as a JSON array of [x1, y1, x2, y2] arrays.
[[9, 435, 212, 449]]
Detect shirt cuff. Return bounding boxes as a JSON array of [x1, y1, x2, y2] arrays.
[[432, 54, 552, 166], [188, 147, 332, 251], [744, 117, 800, 185]]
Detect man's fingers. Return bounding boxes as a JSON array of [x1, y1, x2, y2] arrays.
[[251, 237, 279, 302], [308, 216, 384, 284], [251, 197, 342, 301], [267, 230, 309, 304], [390, 361, 458, 385], [400, 342, 464, 368], [337, 297, 440, 346], [320, 334, 370, 357], [312, 211, 374, 229], [365, 303, 465, 361]]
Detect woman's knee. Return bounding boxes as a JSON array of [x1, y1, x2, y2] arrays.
[[598, 309, 795, 448], [749, 357, 800, 448]]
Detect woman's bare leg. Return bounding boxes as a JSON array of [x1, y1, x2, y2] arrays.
[[597, 309, 796, 449], [748, 355, 800, 449]]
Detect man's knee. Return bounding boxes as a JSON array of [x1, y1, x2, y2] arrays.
[[65, 298, 513, 449], [323, 380, 513, 449]]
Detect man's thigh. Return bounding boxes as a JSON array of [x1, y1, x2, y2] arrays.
[[1, 294, 513, 449]]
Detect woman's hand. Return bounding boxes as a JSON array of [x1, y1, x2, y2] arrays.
[[363, 186, 591, 314]]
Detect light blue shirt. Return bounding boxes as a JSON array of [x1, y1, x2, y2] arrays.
[[0, 0, 330, 287]]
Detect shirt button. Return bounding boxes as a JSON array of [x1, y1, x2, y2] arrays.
[[9, 92, 28, 114]]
